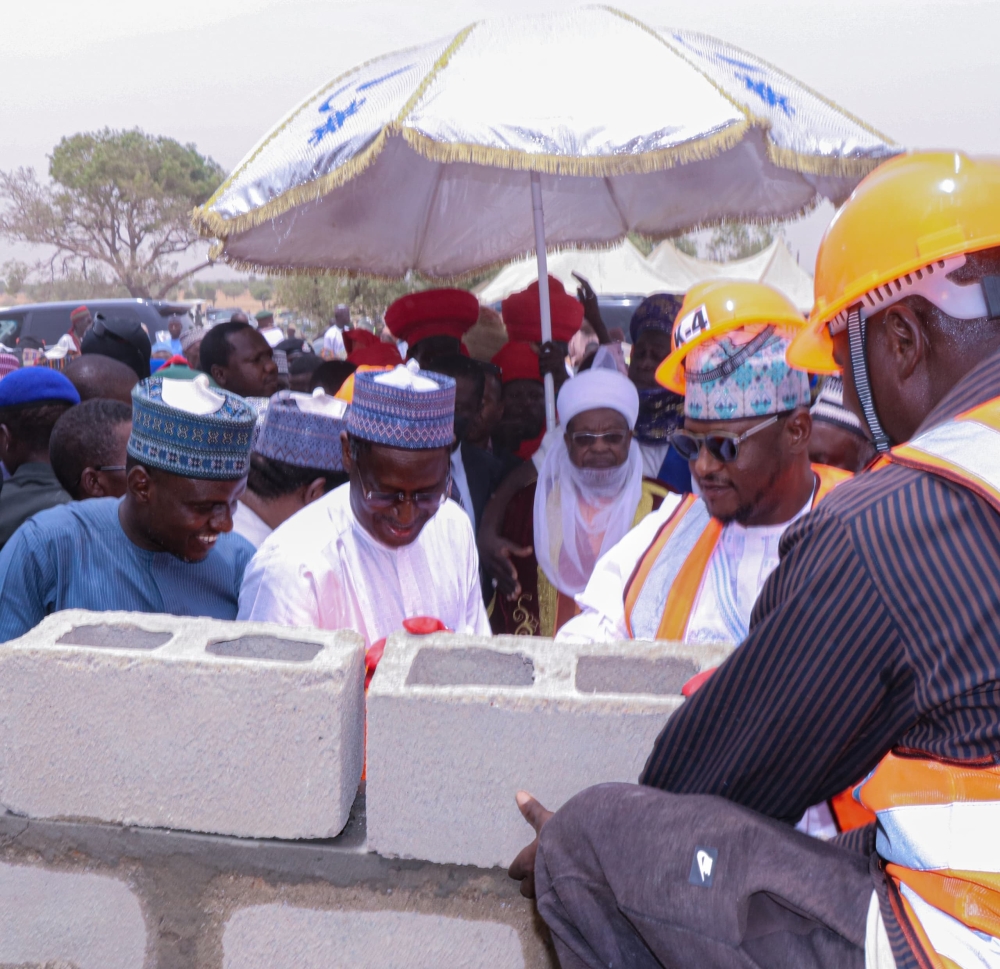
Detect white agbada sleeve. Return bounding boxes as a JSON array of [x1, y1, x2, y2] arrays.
[[556, 493, 684, 644]]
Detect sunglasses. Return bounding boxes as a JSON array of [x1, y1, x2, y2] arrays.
[[670, 414, 781, 463]]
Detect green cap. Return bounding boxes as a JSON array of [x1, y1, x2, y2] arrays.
[[255, 309, 274, 322]]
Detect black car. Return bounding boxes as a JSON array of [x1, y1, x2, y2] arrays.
[[0, 299, 192, 350]]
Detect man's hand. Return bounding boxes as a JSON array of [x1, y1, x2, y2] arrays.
[[479, 532, 532, 599], [537, 341, 569, 392], [508, 791, 554, 899], [572, 272, 610, 344]]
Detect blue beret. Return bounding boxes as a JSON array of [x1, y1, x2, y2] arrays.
[[0, 367, 80, 408]]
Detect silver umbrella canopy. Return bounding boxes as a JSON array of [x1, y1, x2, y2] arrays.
[[195, 7, 898, 423]]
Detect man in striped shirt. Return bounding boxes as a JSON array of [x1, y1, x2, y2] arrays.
[[511, 153, 1000, 969]]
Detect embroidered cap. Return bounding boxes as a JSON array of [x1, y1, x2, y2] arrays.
[[346, 363, 455, 449], [683, 327, 811, 421], [128, 374, 256, 479], [256, 389, 348, 471], [629, 293, 683, 345], [810, 374, 865, 437]]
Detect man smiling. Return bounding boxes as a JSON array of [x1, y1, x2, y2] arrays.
[[558, 281, 849, 645], [0, 373, 257, 642], [238, 363, 490, 645]]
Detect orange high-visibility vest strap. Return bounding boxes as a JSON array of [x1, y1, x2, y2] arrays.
[[812, 463, 853, 500], [654, 519, 723, 641], [624, 465, 850, 642], [856, 751, 1000, 962], [857, 750, 1000, 809], [828, 788, 876, 832], [623, 494, 698, 638]]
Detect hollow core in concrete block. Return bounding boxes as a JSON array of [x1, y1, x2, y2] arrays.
[[406, 647, 535, 687], [58, 624, 173, 650], [575, 655, 697, 696], [207, 635, 323, 663]]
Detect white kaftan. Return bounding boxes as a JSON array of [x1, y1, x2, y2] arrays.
[[238, 482, 490, 646], [556, 491, 812, 645]]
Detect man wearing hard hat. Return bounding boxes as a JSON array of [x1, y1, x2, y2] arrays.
[[556, 279, 850, 651], [510, 152, 1000, 969]]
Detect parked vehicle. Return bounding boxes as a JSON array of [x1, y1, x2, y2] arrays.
[[0, 299, 194, 350]]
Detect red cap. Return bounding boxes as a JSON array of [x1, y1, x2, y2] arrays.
[[501, 276, 583, 343], [384, 289, 479, 346], [348, 343, 404, 367], [343, 329, 379, 354], [70, 305, 90, 324], [491, 340, 541, 385]]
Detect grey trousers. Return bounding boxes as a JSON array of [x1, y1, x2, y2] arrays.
[[534, 783, 872, 969]]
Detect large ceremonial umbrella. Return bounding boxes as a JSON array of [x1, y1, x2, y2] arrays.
[[194, 6, 898, 423]]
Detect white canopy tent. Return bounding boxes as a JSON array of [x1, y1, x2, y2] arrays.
[[646, 238, 815, 312], [476, 237, 815, 314], [474, 239, 677, 304]]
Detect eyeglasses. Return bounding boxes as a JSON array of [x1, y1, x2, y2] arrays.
[[670, 415, 780, 463], [94, 465, 126, 473], [356, 467, 451, 510], [568, 431, 629, 448]]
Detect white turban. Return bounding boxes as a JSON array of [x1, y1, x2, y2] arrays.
[[557, 368, 640, 429]]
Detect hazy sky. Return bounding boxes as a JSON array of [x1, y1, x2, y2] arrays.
[[3, 0, 999, 276]]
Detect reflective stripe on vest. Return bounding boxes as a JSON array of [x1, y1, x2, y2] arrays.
[[623, 464, 850, 642], [890, 397, 1000, 515], [855, 754, 1000, 968], [871, 400, 1000, 968]]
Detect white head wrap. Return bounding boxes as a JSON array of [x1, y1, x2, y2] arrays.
[[535, 368, 643, 598], [557, 368, 640, 429]]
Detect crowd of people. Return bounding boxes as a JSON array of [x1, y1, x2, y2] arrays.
[[0, 150, 997, 969]]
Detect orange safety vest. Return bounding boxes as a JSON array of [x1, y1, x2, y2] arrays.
[[623, 464, 850, 641], [852, 399, 1000, 969]]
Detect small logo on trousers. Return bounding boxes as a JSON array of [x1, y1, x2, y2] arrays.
[[688, 846, 718, 887]]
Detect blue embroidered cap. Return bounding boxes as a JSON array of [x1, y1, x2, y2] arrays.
[[346, 364, 455, 449], [684, 326, 811, 420], [128, 374, 256, 479], [256, 390, 347, 471], [629, 293, 683, 345]]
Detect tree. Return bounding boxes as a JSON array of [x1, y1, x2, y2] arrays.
[[704, 222, 774, 262], [0, 128, 225, 299], [1, 260, 29, 296], [249, 280, 273, 308]]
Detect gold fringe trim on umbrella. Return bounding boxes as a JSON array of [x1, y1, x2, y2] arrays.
[[765, 143, 895, 179], [195, 118, 752, 243], [400, 119, 749, 177], [210, 196, 821, 283]]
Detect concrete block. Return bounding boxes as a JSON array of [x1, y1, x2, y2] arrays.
[[0, 861, 146, 969], [0, 610, 365, 839], [367, 634, 732, 868], [223, 904, 525, 969]]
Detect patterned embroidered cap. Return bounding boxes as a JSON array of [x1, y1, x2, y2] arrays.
[[629, 293, 683, 344], [346, 364, 455, 449], [128, 374, 256, 479], [810, 374, 866, 437], [256, 390, 348, 471], [683, 326, 811, 420]]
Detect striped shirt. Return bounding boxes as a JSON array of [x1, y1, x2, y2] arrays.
[[641, 350, 1000, 969], [0, 498, 255, 642]]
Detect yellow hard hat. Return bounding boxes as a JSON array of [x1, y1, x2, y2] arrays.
[[655, 279, 805, 394], [788, 151, 1000, 373]]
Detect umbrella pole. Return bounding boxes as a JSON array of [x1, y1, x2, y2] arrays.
[[530, 171, 557, 431]]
